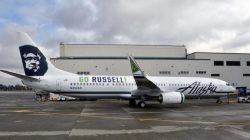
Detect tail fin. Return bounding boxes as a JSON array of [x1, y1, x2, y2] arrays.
[[18, 32, 61, 76]]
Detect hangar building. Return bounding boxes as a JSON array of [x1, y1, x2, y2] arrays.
[[50, 44, 250, 93]]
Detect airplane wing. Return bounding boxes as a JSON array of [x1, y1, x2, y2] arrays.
[[0, 70, 39, 82], [127, 55, 161, 94]]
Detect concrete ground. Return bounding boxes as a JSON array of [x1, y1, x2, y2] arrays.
[[0, 91, 249, 140]]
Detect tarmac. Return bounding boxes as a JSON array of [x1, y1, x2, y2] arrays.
[[0, 91, 250, 140]]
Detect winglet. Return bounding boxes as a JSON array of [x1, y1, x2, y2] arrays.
[[127, 55, 145, 76], [127, 55, 160, 91]]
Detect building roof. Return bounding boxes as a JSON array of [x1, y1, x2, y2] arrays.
[[60, 43, 186, 48], [188, 52, 250, 55]]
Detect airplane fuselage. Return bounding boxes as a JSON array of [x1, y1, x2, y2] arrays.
[[23, 74, 235, 99]]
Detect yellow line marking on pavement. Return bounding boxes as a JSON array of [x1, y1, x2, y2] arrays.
[[14, 110, 33, 113], [83, 115, 135, 120], [128, 112, 163, 114], [139, 118, 217, 125], [218, 122, 250, 126], [0, 126, 199, 137], [70, 126, 199, 136], [80, 113, 217, 124], [0, 131, 70, 136], [80, 112, 128, 116], [30, 112, 79, 116], [226, 128, 250, 139], [15, 120, 24, 123]]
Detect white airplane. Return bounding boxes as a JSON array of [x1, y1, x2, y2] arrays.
[[0, 32, 236, 108]]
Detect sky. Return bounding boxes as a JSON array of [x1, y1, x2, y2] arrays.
[[1, 0, 250, 83]]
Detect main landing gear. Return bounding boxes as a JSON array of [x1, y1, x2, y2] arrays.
[[35, 93, 49, 101], [138, 101, 146, 108], [129, 99, 136, 107], [129, 99, 147, 108]]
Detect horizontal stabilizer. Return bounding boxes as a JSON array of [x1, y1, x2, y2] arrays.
[[0, 70, 39, 81]]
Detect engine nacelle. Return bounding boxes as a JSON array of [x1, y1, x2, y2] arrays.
[[160, 92, 185, 104]]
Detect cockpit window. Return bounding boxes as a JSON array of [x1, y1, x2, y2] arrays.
[[226, 83, 230, 86]]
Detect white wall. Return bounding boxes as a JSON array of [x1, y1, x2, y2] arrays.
[[188, 53, 250, 89], [60, 44, 186, 58], [50, 58, 211, 77]]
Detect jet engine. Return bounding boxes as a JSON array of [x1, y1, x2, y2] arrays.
[[159, 92, 185, 104]]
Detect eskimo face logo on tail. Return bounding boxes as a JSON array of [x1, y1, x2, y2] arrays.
[[19, 45, 48, 76], [23, 53, 40, 72]]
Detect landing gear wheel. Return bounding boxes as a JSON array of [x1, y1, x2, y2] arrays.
[[138, 101, 146, 108], [129, 99, 136, 107], [216, 99, 222, 104], [158, 95, 163, 104]]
